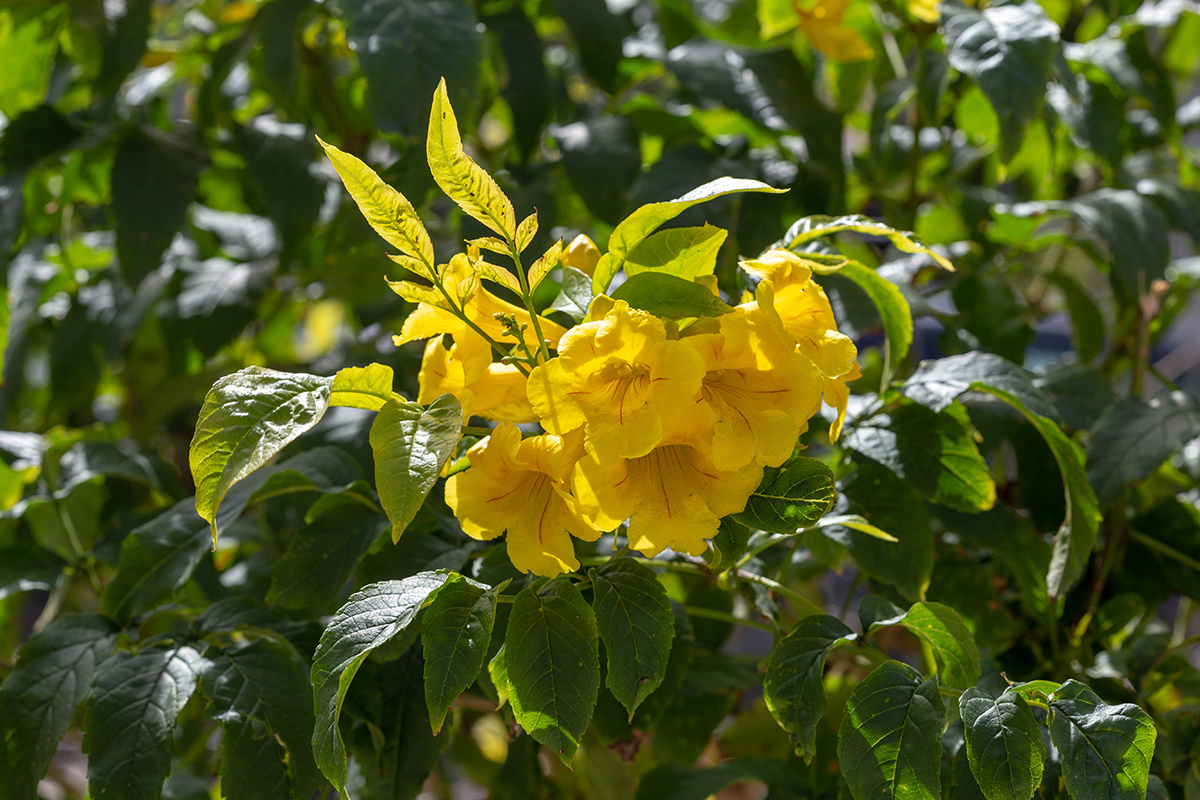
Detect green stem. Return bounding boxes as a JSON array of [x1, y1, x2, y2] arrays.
[[735, 570, 824, 618], [683, 605, 775, 633], [507, 238, 552, 363], [432, 280, 530, 377], [1129, 529, 1200, 573]]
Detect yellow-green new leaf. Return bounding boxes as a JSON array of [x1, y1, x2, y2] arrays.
[[427, 79, 516, 239], [317, 137, 434, 276], [467, 237, 510, 257], [331, 363, 397, 411], [387, 278, 446, 307], [516, 212, 538, 252], [529, 239, 564, 291], [473, 258, 523, 295]]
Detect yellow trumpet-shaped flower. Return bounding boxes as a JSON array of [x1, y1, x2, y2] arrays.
[[679, 307, 824, 470], [418, 337, 537, 422], [445, 424, 600, 577], [527, 299, 707, 465], [740, 249, 861, 440], [798, 0, 875, 63], [561, 233, 601, 277], [573, 444, 763, 558]]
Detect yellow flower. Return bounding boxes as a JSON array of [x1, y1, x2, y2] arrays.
[[526, 299, 707, 465], [561, 233, 601, 277], [907, 0, 940, 22], [678, 306, 824, 470], [573, 444, 763, 558], [798, 0, 875, 63], [445, 424, 600, 576], [418, 337, 536, 422], [740, 249, 861, 440]]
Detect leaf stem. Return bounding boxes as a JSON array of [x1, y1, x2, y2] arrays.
[[507, 238, 552, 363], [1129, 529, 1200, 573], [682, 605, 775, 633]]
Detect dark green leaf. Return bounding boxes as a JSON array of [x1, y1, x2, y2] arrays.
[[836, 662, 944, 800], [237, 118, 324, 255], [609, 272, 733, 319], [421, 575, 498, 734], [97, 0, 151, 95], [1047, 680, 1157, 800], [112, 127, 207, 286], [1047, 272, 1105, 363], [732, 457, 837, 534], [201, 638, 321, 800], [902, 351, 1060, 422], [837, 261, 913, 381], [266, 503, 388, 610], [338, 0, 484, 137], [845, 402, 996, 513], [590, 557, 675, 717], [763, 614, 855, 760], [550, 0, 626, 90], [959, 688, 1045, 800], [0, 545, 66, 599], [505, 579, 599, 763], [556, 117, 641, 226], [257, 0, 311, 97], [633, 759, 807, 800], [486, 8, 552, 159], [84, 645, 206, 800], [1065, 190, 1171, 302], [370, 395, 462, 543], [190, 367, 335, 540], [879, 602, 980, 691], [56, 441, 181, 499], [706, 517, 751, 571], [0, 105, 82, 173], [943, 1, 1060, 159], [1087, 394, 1200, 507], [1033, 363, 1116, 431], [0, 615, 119, 800], [311, 573, 450, 791], [101, 499, 210, 625]]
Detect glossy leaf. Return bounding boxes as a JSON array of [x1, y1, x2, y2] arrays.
[[310, 573, 450, 791], [836, 261, 913, 382], [609, 272, 733, 319], [421, 574, 499, 734], [370, 395, 462, 543], [0, 545, 65, 599], [1047, 680, 1156, 800], [836, 662, 944, 800], [266, 504, 388, 610], [959, 687, 1045, 800], [902, 351, 1060, 422], [590, 558, 675, 717], [623, 224, 728, 280], [330, 363, 398, 411], [0, 615, 119, 800], [783, 214, 954, 271], [877, 602, 981, 691], [504, 580, 600, 762], [1086, 394, 1200, 507], [732, 457, 837, 534], [763, 614, 855, 760], [549, 266, 594, 321]]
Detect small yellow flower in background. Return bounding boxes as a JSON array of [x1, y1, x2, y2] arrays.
[[797, 0, 875, 63], [561, 233, 601, 277], [573, 444, 763, 558], [445, 424, 600, 576], [527, 299, 707, 465], [740, 249, 861, 440], [907, 0, 940, 22]]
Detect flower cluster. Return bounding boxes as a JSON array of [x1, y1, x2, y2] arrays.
[[402, 246, 859, 576]]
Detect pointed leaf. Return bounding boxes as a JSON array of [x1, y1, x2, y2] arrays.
[[317, 137, 434, 275], [959, 687, 1045, 800], [835, 261, 913, 382], [83, 645, 206, 800], [310, 573, 451, 791], [1048, 680, 1156, 800], [370, 395, 462, 543], [836, 662, 944, 800], [528, 239, 564, 291], [421, 574, 499, 734], [516, 212, 538, 251], [190, 367, 335, 540], [201, 638, 322, 800], [0, 615, 119, 800], [549, 266, 594, 321], [505, 580, 600, 763], [330, 363, 397, 411], [1086, 394, 1200, 507], [427, 79, 516, 239], [590, 558, 675, 717], [732, 457, 837, 534], [902, 352, 1059, 423], [623, 224, 728, 281], [875, 602, 980, 691], [783, 214, 954, 271], [267, 504, 388, 611], [763, 614, 856, 759], [0, 545, 66, 600], [609, 272, 733, 319]]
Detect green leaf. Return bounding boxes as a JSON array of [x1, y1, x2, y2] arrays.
[[339, 0, 483, 138], [782, 214, 954, 272], [238, 119, 323, 256], [595, 177, 787, 293], [0, 615, 119, 800], [836, 261, 913, 383], [504, 579, 600, 763], [267, 504, 388, 611], [0, 545, 66, 600], [256, 0, 309, 97], [590, 558, 676, 717], [836, 662, 944, 800], [732, 457, 837, 534], [317, 138, 435, 276], [311, 573, 450, 791], [56, 441, 181, 499], [427, 78, 515, 239], [83, 645, 206, 800], [943, 1, 1060, 159], [330, 363, 397, 411], [1047, 680, 1157, 800], [370, 395, 462, 543], [1065, 190, 1170, 302], [556, 117, 642, 225], [101, 499, 210, 625], [959, 687, 1045, 800], [902, 352, 1060, 423], [1046, 271, 1105, 362], [633, 759, 807, 799], [976, 387, 1100, 601], [623, 225, 728, 281], [96, 0, 151, 95], [111, 126, 207, 286], [421, 575, 499, 734], [1086, 394, 1200, 507], [549, 266, 595, 321], [706, 517, 752, 571], [609, 272, 733, 319], [201, 638, 322, 800], [845, 402, 996, 513], [190, 367, 334, 542], [875, 602, 980, 691], [763, 614, 855, 760]]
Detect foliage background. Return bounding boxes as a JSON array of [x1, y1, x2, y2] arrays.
[[1, 0, 1200, 796]]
